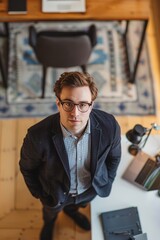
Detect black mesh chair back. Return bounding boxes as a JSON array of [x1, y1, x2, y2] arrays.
[[29, 25, 97, 98]]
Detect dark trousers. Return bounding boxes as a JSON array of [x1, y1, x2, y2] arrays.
[[40, 187, 97, 240], [42, 187, 97, 224]]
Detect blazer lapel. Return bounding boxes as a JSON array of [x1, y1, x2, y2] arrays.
[[52, 134, 70, 179], [90, 116, 102, 179], [51, 116, 70, 179]]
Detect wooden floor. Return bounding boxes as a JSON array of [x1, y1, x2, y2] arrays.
[[0, 10, 160, 240]]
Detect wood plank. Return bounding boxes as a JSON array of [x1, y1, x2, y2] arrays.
[[0, 181, 14, 218], [20, 229, 41, 240], [0, 120, 17, 178], [0, 229, 23, 240], [0, 228, 41, 240], [15, 118, 42, 210], [0, 209, 43, 228], [0, 119, 17, 217], [15, 118, 38, 169], [0, 0, 150, 21], [0, 0, 6, 11], [15, 172, 42, 210], [151, 0, 160, 68], [0, 208, 90, 240]]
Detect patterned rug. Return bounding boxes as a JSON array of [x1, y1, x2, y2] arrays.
[[0, 21, 156, 118]]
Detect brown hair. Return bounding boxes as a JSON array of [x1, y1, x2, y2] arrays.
[[53, 71, 98, 100]]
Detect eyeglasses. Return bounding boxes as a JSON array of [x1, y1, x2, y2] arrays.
[[58, 98, 92, 113]]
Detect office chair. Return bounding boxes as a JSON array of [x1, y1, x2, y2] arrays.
[[0, 50, 7, 89], [0, 23, 8, 89], [28, 24, 97, 98]]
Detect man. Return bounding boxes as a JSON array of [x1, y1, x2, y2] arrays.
[[19, 71, 121, 240]]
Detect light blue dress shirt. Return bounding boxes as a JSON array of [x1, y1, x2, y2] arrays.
[[61, 120, 91, 195]]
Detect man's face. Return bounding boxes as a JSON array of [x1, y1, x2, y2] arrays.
[[56, 86, 93, 135]]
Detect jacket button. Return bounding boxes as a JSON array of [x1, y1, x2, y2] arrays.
[[64, 192, 67, 195]]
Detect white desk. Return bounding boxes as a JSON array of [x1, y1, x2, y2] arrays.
[[91, 135, 160, 240]]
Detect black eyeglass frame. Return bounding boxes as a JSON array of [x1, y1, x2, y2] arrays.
[[58, 98, 93, 113]]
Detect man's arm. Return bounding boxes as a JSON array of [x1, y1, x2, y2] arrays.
[[19, 132, 43, 199], [106, 121, 121, 189]]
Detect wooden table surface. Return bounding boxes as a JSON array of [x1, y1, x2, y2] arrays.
[[0, 0, 150, 22]]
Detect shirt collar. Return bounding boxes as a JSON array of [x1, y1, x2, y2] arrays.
[[61, 118, 91, 138]]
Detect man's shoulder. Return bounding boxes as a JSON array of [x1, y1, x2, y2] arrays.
[[91, 109, 121, 139], [91, 109, 119, 129], [28, 112, 59, 133], [91, 108, 115, 120]]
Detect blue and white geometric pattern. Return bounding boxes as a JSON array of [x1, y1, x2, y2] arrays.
[[0, 21, 155, 118]]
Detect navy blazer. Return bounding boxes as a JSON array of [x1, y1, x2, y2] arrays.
[[19, 109, 121, 208]]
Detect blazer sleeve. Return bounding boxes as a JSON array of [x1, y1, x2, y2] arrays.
[[92, 113, 121, 197], [106, 120, 121, 188], [19, 131, 43, 199]]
